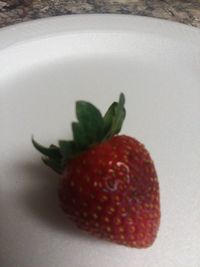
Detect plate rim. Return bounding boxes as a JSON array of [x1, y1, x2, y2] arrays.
[[0, 14, 200, 50]]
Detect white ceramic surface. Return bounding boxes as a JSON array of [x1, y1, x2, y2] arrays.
[[0, 15, 200, 267]]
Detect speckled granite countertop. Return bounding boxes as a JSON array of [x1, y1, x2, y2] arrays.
[[0, 0, 200, 28]]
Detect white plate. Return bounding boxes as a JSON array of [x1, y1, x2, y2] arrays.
[[0, 14, 200, 267]]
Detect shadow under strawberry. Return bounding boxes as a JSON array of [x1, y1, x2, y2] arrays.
[[18, 160, 105, 244]]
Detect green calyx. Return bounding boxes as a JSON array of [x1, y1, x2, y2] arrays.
[[32, 93, 126, 174]]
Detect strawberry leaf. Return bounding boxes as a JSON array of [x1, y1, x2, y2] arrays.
[[76, 101, 104, 143], [42, 157, 63, 174], [32, 137, 63, 174], [59, 140, 79, 160], [32, 137, 62, 160], [111, 93, 126, 134], [103, 102, 118, 135], [72, 122, 89, 149], [103, 93, 126, 139]]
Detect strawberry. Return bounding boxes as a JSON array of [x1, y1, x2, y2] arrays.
[[32, 93, 160, 248]]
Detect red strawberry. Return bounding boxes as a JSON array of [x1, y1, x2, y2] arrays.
[[32, 93, 160, 248]]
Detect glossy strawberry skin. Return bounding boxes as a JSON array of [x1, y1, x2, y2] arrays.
[[59, 135, 160, 248]]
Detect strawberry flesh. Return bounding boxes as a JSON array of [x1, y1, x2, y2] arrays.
[[59, 135, 160, 248]]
